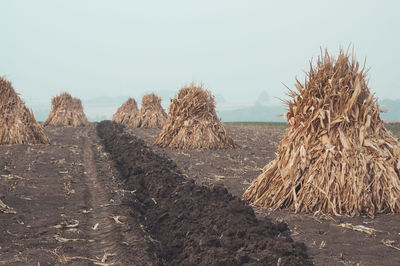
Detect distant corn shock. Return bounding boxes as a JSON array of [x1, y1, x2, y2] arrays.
[[154, 83, 234, 149], [130, 93, 167, 129], [44, 92, 88, 127], [112, 98, 138, 125]]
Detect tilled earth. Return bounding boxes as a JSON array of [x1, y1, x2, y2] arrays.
[[1, 122, 399, 265], [97, 121, 310, 265], [0, 125, 152, 265], [0, 122, 310, 265], [129, 123, 400, 266]]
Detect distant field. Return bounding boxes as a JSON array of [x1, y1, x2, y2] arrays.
[[226, 121, 400, 140], [225, 121, 287, 126], [386, 123, 400, 138]]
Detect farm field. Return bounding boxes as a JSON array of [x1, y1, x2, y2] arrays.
[[0, 122, 399, 265], [0, 122, 310, 265], [0, 124, 152, 265], [2, 2, 400, 265], [130, 122, 400, 266]]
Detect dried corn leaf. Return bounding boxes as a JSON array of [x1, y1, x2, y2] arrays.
[[338, 223, 380, 236], [0, 199, 16, 214], [382, 239, 400, 251]]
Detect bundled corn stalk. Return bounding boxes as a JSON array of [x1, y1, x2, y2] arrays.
[[154, 84, 234, 149], [243, 50, 400, 217], [0, 77, 49, 145], [44, 92, 88, 127], [112, 98, 138, 125], [130, 93, 167, 128]]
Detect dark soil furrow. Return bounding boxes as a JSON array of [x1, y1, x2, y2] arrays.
[[97, 121, 312, 266], [80, 126, 153, 265]]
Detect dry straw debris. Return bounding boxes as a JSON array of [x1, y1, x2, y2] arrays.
[[243, 49, 400, 217], [0, 77, 49, 145], [130, 93, 167, 128], [112, 98, 138, 125], [154, 84, 234, 149], [44, 92, 88, 127]]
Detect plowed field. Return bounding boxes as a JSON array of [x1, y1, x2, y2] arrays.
[[1, 122, 399, 265], [0, 122, 310, 265]]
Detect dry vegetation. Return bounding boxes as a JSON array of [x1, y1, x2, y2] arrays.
[[0, 77, 49, 145], [130, 93, 166, 128], [112, 98, 138, 125], [44, 92, 88, 127], [243, 50, 400, 217], [154, 84, 234, 149]]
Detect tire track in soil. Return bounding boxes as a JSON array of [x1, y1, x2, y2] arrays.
[[79, 125, 154, 265]]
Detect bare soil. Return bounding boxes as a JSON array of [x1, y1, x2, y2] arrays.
[[1, 122, 399, 265], [129, 123, 400, 266], [0, 125, 153, 265], [97, 121, 310, 265]]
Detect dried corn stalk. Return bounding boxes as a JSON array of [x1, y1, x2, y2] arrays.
[[130, 93, 166, 128], [0, 77, 49, 145], [154, 83, 234, 149], [243, 50, 400, 217], [112, 98, 138, 125], [44, 92, 88, 127], [338, 223, 380, 236]]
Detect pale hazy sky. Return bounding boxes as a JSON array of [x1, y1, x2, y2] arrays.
[[1, 0, 399, 104]]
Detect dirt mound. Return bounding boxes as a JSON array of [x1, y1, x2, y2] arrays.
[[97, 121, 311, 265]]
